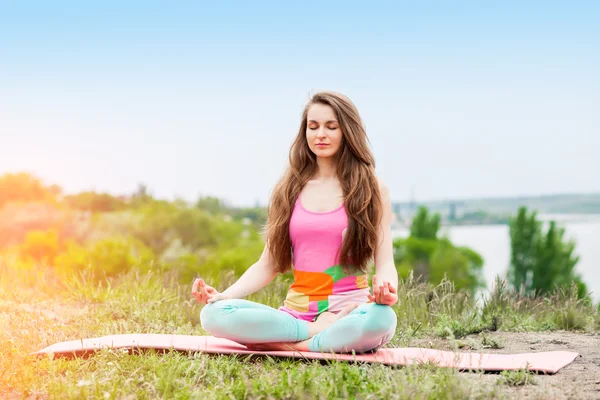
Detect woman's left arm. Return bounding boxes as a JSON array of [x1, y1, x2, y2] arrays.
[[369, 181, 399, 306]]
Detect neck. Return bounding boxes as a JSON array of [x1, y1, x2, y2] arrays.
[[315, 157, 337, 179]]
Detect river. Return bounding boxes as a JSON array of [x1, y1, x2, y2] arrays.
[[392, 214, 600, 302]]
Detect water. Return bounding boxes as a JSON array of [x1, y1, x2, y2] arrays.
[[392, 215, 600, 302]]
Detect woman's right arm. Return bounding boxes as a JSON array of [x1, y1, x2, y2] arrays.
[[219, 244, 279, 300]]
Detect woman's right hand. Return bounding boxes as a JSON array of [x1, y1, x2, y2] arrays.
[[192, 278, 228, 304]]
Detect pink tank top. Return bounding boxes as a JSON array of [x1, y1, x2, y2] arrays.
[[278, 196, 371, 321]]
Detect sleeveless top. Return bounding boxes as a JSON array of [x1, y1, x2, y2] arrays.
[[278, 196, 371, 321]]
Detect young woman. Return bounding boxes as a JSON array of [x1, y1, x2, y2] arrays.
[[192, 91, 398, 354]]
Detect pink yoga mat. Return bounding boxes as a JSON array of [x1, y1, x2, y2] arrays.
[[33, 334, 579, 374]]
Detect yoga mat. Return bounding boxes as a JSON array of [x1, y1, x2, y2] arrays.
[[33, 334, 579, 374]]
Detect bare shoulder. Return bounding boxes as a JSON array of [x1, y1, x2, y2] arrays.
[[376, 177, 390, 200], [375, 177, 392, 226]]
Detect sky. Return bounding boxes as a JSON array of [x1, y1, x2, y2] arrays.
[[1, 1, 599, 207]]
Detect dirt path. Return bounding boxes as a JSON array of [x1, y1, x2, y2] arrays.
[[412, 332, 600, 399]]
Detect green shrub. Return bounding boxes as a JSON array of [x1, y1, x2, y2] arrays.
[[0, 202, 87, 248], [18, 230, 60, 263], [125, 202, 222, 255], [64, 191, 127, 212], [394, 236, 485, 294], [0, 172, 58, 207], [55, 236, 154, 278], [198, 240, 264, 283], [498, 369, 536, 386]]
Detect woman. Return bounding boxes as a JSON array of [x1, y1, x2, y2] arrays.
[[192, 91, 398, 354]]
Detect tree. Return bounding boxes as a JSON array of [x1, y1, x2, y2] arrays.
[[430, 240, 485, 292], [19, 229, 60, 263], [393, 206, 485, 294], [408, 206, 441, 282], [507, 207, 540, 291], [64, 191, 127, 212], [410, 206, 441, 240], [196, 196, 226, 215], [0, 172, 57, 207], [508, 206, 586, 297], [393, 236, 485, 294], [130, 183, 153, 206]]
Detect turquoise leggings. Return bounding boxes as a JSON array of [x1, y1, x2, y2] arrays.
[[200, 299, 397, 353]]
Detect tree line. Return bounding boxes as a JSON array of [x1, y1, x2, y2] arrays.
[[0, 172, 589, 298]]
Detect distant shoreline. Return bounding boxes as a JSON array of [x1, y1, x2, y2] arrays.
[[391, 212, 600, 231], [391, 193, 600, 226], [393, 191, 600, 206]]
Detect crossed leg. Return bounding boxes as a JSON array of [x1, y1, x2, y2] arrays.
[[200, 300, 397, 354]]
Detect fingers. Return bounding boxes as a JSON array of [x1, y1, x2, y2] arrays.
[[191, 278, 204, 303], [192, 277, 213, 304], [199, 278, 218, 294], [370, 277, 398, 305], [207, 294, 226, 304], [192, 292, 203, 303], [383, 282, 390, 299], [200, 284, 209, 302], [387, 281, 397, 294], [205, 286, 217, 294], [372, 275, 379, 299], [377, 277, 385, 303]]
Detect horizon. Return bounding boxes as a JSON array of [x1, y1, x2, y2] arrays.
[[4, 169, 600, 208], [1, 2, 598, 207]]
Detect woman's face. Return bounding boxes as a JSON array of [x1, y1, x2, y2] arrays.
[[305, 103, 343, 159]]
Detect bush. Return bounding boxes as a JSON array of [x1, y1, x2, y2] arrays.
[[0, 172, 58, 207], [0, 202, 88, 249], [124, 202, 221, 256], [200, 241, 264, 281], [394, 236, 485, 294], [508, 206, 587, 298], [54, 236, 154, 279], [18, 230, 60, 263], [64, 191, 128, 212], [169, 233, 265, 285], [429, 239, 485, 293]]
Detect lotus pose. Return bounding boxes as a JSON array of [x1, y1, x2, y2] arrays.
[[192, 91, 398, 353]]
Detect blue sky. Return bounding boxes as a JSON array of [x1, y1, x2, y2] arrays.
[[1, 1, 598, 206]]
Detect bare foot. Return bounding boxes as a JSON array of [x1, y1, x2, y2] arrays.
[[244, 304, 360, 353], [308, 303, 359, 338], [246, 340, 310, 352]]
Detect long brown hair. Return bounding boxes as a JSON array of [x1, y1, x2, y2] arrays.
[[265, 91, 383, 274]]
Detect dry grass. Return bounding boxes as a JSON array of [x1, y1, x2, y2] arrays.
[[1, 256, 598, 399]]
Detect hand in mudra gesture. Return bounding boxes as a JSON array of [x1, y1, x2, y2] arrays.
[[367, 275, 398, 306], [192, 278, 228, 304]]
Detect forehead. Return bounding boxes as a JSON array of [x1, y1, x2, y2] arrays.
[[307, 103, 337, 122]]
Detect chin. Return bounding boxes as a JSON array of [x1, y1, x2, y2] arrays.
[[315, 153, 335, 159], [313, 148, 337, 158]]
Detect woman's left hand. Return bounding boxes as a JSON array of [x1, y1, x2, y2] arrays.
[[368, 275, 398, 306]]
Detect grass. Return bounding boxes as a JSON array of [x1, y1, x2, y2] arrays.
[[498, 369, 536, 387], [480, 332, 503, 350], [38, 352, 500, 399], [1, 256, 599, 399]]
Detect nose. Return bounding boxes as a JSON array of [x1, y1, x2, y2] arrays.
[[317, 127, 327, 139]]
